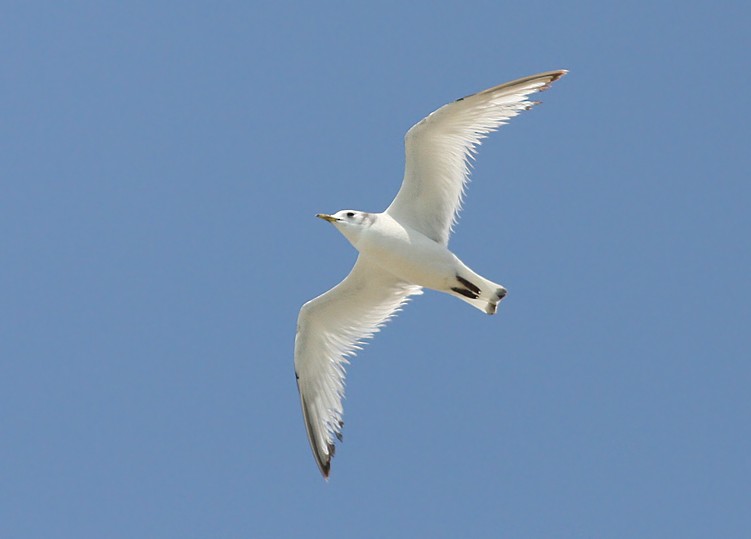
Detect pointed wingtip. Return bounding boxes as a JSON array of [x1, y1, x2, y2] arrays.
[[317, 442, 334, 480], [546, 69, 568, 80], [298, 388, 338, 480], [309, 438, 333, 480], [551, 69, 568, 82], [538, 69, 568, 91]]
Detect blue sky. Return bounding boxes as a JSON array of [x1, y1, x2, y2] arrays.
[[2, 1, 749, 537]]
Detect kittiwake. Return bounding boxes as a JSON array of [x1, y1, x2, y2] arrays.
[[294, 70, 567, 479]]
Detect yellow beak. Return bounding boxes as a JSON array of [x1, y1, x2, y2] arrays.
[[316, 213, 338, 223]]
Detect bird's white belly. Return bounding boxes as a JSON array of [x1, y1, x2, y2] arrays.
[[358, 223, 457, 290]]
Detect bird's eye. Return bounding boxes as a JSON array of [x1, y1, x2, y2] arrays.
[[346, 212, 355, 218]]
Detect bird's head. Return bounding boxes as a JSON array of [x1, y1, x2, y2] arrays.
[[316, 210, 375, 247]]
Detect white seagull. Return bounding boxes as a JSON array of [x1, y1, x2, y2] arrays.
[[294, 70, 567, 478]]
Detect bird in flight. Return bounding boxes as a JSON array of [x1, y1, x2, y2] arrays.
[[294, 70, 567, 479]]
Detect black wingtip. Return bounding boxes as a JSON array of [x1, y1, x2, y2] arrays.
[[311, 441, 334, 480], [551, 69, 568, 80], [319, 442, 335, 480], [539, 69, 568, 91], [299, 390, 338, 480]]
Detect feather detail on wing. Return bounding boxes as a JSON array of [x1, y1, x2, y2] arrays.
[[294, 256, 422, 478], [386, 70, 567, 245]]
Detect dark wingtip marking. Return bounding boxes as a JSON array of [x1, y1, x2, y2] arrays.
[[320, 442, 335, 480], [300, 392, 336, 480], [538, 70, 568, 92], [455, 69, 566, 104], [550, 69, 568, 81]]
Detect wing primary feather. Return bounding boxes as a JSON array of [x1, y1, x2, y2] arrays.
[[298, 385, 333, 479]]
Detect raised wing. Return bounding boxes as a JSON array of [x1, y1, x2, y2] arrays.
[[386, 70, 567, 245], [294, 256, 422, 478]]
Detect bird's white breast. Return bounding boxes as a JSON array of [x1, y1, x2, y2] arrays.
[[357, 214, 459, 290]]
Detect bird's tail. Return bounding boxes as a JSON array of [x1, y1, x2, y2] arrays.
[[449, 272, 507, 315]]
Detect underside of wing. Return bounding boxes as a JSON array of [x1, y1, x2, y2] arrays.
[[386, 70, 567, 245], [294, 256, 422, 478]]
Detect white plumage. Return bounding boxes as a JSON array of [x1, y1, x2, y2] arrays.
[[294, 70, 567, 478]]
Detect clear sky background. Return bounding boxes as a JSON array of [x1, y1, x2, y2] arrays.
[[2, 2, 749, 538]]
